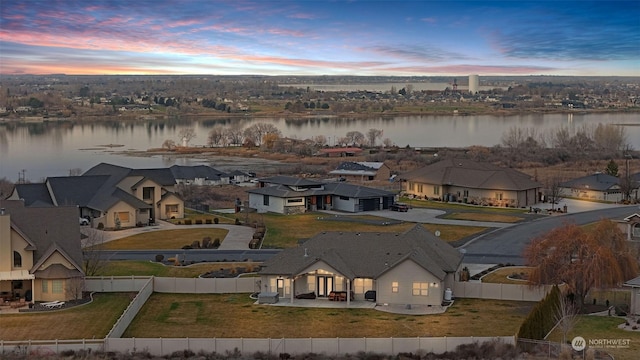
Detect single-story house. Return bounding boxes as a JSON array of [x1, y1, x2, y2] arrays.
[[258, 224, 463, 306], [623, 275, 640, 315], [615, 213, 640, 241], [0, 200, 84, 304], [559, 172, 640, 203], [329, 161, 392, 182], [248, 176, 395, 214], [170, 165, 230, 186], [229, 170, 253, 183], [316, 147, 363, 157], [559, 173, 622, 202], [398, 159, 541, 207], [7, 163, 184, 228]]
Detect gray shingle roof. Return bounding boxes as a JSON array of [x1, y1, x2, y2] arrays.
[[259, 224, 462, 281], [47, 175, 110, 207], [170, 165, 229, 181], [247, 177, 394, 199], [399, 158, 541, 191], [624, 275, 640, 287], [0, 200, 84, 275], [11, 184, 54, 206], [560, 173, 620, 192], [259, 176, 323, 187]]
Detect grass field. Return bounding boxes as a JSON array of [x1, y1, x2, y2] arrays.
[[95, 260, 261, 277], [124, 293, 533, 338], [547, 315, 640, 360], [442, 212, 524, 223], [481, 267, 533, 284], [96, 229, 229, 250], [0, 293, 133, 340]]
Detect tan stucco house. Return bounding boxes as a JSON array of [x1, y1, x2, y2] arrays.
[[329, 161, 392, 182], [7, 163, 184, 229], [0, 200, 84, 304], [624, 275, 640, 316], [258, 225, 463, 306], [399, 159, 541, 208]]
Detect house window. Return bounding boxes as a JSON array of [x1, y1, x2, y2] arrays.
[[339, 196, 350, 201], [391, 281, 399, 293], [463, 190, 469, 197], [115, 212, 130, 223], [142, 187, 154, 200], [307, 275, 316, 292], [41, 280, 48, 294], [354, 278, 373, 294], [417, 184, 423, 193], [434, 186, 440, 195], [287, 198, 303, 204], [52, 280, 63, 294], [409, 182, 415, 191], [412, 282, 429, 296], [166, 204, 178, 214], [13, 251, 22, 268], [496, 192, 503, 200], [263, 195, 270, 206]]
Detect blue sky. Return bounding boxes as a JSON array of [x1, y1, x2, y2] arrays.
[[0, 0, 638, 76]]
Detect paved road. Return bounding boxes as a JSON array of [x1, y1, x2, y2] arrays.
[[459, 205, 638, 265]]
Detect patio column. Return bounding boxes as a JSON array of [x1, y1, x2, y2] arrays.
[[30, 278, 35, 303], [290, 277, 294, 304], [347, 279, 350, 306]]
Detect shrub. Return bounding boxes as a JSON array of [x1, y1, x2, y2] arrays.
[[184, 219, 192, 225], [205, 219, 212, 224], [182, 245, 192, 250], [97, 222, 104, 230], [202, 236, 212, 248], [214, 217, 219, 224], [155, 254, 164, 262], [235, 218, 241, 225], [136, 221, 143, 227], [195, 219, 203, 225], [191, 240, 200, 249], [213, 238, 221, 248]]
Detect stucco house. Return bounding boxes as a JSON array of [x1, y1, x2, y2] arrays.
[[7, 163, 184, 229], [616, 213, 640, 241], [247, 176, 395, 214], [559, 172, 640, 203], [0, 200, 84, 304], [399, 159, 541, 207], [329, 161, 392, 182], [258, 225, 463, 306]]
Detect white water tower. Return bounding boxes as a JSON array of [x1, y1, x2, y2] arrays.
[[468, 74, 479, 94]]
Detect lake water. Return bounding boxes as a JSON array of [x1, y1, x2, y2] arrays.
[[1, 113, 638, 182]]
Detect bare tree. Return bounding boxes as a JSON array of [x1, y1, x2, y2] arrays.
[[545, 176, 565, 208], [382, 138, 394, 148], [243, 123, 281, 146], [81, 229, 109, 276], [68, 168, 83, 176], [207, 125, 225, 147], [224, 123, 245, 145], [311, 135, 327, 147], [65, 276, 86, 301], [162, 139, 176, 150], [0, 177, 14, 198], [345, 131, 364, 146], [178, 127, 197, 147], [553, 289, 580, 345], [367, 128, 383, 147]]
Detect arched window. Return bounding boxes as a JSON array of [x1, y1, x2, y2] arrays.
[[13, 251, 22, 268]]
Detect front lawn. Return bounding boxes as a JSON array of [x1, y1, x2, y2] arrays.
[[124, 294, 533, 338], [0, 293, 133, 340], [97, 229, 229, 250], [95, 260, 261, 277], [481, 266, 533, 284]]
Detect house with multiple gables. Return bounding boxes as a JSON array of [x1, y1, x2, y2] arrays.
[[258, 225, 463, 306], [247, 176, 395, 214], [329, 161, 392, 182], [399, 159, 541, 208], [8, 163, 184, 229], [559, 172, 640, 203], [0, 200, 84, 304], [616, 213, 640, 241]]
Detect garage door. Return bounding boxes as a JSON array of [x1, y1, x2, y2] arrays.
[[361, 198, 378, 211]]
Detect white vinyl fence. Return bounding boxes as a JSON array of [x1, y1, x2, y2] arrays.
[[453, 282, 553, 301], [105, 336, 515, 356]]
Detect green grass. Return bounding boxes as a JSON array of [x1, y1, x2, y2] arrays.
[[124, 294, 533, 338], [547, 315, 640, 360], [0, 293, 133, 340]]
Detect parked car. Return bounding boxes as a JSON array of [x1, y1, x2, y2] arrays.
[[79, 217, 90, 226], [390, 203, 409, 212]]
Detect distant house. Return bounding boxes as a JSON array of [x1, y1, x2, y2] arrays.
[[399, 159, 541, 207], [248, 176, 395, 214], [170, 165, 230, 186], [559, 173, 622, 202], [615, 213, 640, 241], [258, 225, 463, 306], [229, 170, 253, 183], [623, 275, 640, 315], [317, 147, 363, 157], [8, 163, 184, 228], [0, 200, 84, 304], [329, 161, 392, 182]]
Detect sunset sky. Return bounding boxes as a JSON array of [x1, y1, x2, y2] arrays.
[[0, 1, 638, 76]]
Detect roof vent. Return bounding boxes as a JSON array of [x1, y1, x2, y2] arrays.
[[0, 208, 4, 215], [304, 248, 309, 257]]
